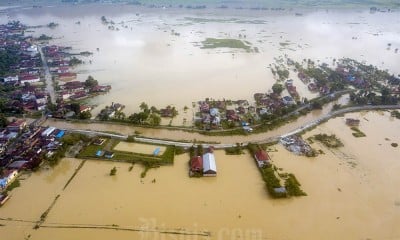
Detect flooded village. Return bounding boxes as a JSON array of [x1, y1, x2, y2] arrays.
[[0, 1, 400, 240]]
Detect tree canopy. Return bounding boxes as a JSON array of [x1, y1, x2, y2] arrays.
[[84, 75, 98, 88]]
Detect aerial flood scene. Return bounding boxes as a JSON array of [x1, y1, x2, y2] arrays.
[[0, 0, 399, 239]]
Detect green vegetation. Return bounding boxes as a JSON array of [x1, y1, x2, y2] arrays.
[[313, 133, 344, 148], [392, 110, 400, 119], [110, 167, 117, 176], [140, 165, 151, 178], [351, 127, 366, 138], [69, 57, 83, 66], [272, 83, 284, 95], [126, 135, 135, 142], [47, 22, 59, 28], [391, 143, 398, 148], [201, 38, 251, 51], [37, 34, 52, 41], [45, 133, 90, 166], [259, 166, 286, 198], [6, 179, 20, 192], [225, 143, 244, 155], [248, 143, 306, 198], [0, 48, 20, 76], [174, 146, 186, 155], [0, 114, 9, 128], [84, 75, 98, 88], [285, 174, 307, 196], [78, 138, 176, 167], [128, 164, 134, 171]]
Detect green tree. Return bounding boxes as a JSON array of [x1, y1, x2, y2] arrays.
[[139, 102, 149, 113], [0, 114, 9, 128], [171, 106, 178, 117], [78, 111, 91, 119], [110, 167, 117, 176], [148, 113, 161, 126], [70, 103, 81, 114], [272, 83, 284, 95], [84, 75, 98, 88], [150, 106, 159, 114]]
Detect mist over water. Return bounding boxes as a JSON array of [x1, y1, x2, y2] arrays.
[[1, 4, 398, 116]]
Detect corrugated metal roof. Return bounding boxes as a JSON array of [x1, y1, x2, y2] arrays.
[[203, 152, 217, 173]]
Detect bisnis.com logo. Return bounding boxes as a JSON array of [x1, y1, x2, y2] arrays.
[[138, 218, 264, 240]]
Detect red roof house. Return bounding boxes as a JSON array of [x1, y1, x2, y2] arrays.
[[254, 149, 270, 168]]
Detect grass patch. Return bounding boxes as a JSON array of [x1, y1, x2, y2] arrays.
[[391, 110, 400, 119], [201, 38, 251, 51], [351, 127, 366, 138], [391, 143, 398, 147], [313, 133, 343, 148], [259, 166, 285, 198], [225, 144, 244, 155], [285, 174, 307, 196], [6, 179, 20, 192]]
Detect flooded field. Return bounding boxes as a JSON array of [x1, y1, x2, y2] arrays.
[[114, 142, 166, 155], [0, 158, 82, 240], [1, 4, 399, 117], [1, 111, 399, 240]]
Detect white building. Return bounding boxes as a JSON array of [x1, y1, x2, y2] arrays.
[[20, 75, 40, 85], [202, 152, 217, 176], [3, 75, 18, 83], [41, 127, 56, 137]]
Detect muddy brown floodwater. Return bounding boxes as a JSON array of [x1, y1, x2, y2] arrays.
[[1, 4, 399, 239], [1, 111, 399, 240], [1, 5, 399, 117]]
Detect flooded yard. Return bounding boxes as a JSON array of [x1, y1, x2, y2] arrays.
[[113, 142, 166, 155]]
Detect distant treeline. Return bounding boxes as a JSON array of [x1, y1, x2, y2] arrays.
[[58, 0, 399, 8]]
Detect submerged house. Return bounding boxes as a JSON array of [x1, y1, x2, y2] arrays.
[[254, 149, 270, 168], [346, 118, 360, 126], [202, 152, 217, 176], [190, 156, 203, 174]]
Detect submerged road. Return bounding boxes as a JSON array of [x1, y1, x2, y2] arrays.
[[39, 46, 56, 104], [61, 105, 400, 148]]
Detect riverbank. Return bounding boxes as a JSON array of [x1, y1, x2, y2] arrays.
[[45, 106, 400, 146]]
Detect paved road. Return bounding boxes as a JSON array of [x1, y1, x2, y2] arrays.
[[39, 46, 56, 104], [62, 105, 400, 148]]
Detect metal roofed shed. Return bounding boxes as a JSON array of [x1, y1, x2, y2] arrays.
[[202, 152, 217, 176], [41, 127, 56, 137], [55, 130, 65, 139]]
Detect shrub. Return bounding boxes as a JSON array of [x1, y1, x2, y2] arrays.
[[110, 167, 117, 176]]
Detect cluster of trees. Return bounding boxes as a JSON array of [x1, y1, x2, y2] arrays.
[[272, 83, 284, 95], [350, 88, 398, 105], [69, 57, 83, 66], [128, 102, 161, 126], [47, 22, 59, 28], [69, 102, 92, 119], [0, 114, 9, 128], [0, 48, 20, 76], [271, 67, 289, 81], [37, 34, 52, 41], [84, 75, 98, 88]]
